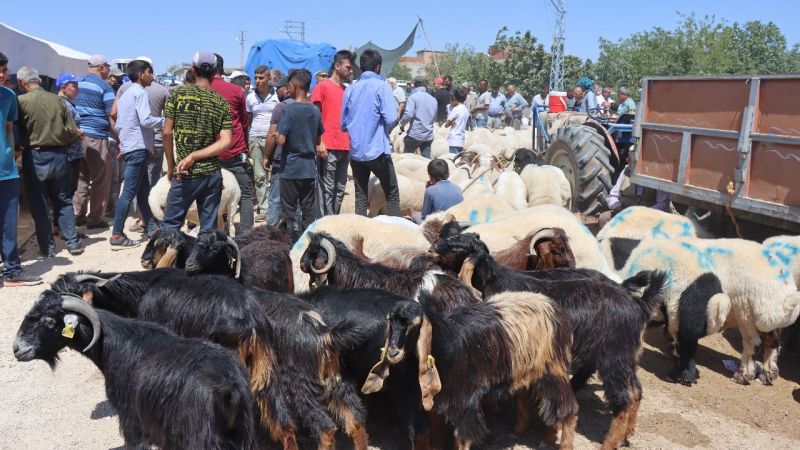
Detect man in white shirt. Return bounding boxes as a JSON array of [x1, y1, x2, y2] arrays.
[[387, 77, 406, 118], [445, 88, 469, 153], [597, 86, 614, 116], [463, 82, 478, 130], [472, 79, 490, 127], [486, 84, 507, 130], [531, 85, 549, 128], [246, 65, 280, 220]]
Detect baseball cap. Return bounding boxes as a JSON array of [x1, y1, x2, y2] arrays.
[[413, 75, 427, 84], [134, 56, 153, 64], [272, 76, 289, 88], [88, 55, 108, 67], [434, 76, 444, 84], [55, 72, 77, 89], [192, 51, 216, 70], [109, 67, 124, 77]]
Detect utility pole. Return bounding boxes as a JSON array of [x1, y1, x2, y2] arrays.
[[417, 16, 440, 78], [236, 30, 247, 69], [549, 0, 566, 92], [280, 20, 306, 41]]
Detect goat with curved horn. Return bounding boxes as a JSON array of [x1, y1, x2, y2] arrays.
[[529, 228, 556, 256], [311, 238, 337, 274], [60, 295, 102, 352], [225, 235, 242, 278]]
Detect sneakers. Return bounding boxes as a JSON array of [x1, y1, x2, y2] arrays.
[[110, 235, 142, 251], [4, 270, 43, 287], [254, 213, 267, 223], [67, 245, 85, 256]]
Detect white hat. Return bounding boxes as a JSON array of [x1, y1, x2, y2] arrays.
[[88, 54, 108, 67], [134, 56, 153, 65]]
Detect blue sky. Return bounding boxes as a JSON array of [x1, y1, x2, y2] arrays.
[[2, 0, 799, 73]]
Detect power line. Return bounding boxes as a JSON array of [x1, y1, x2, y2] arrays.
[[280, 20, 306, 41], [235, 30, 246, 69], [549, 0, 566, 92]]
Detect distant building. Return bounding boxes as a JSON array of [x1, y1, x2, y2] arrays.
[[398, 50, 448, 80]]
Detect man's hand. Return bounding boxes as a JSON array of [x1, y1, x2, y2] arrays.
[[176, 153, 195, 177], [262, 158, 271, 171], [166, 163, 174, 182], [316, 146, 328, 160]]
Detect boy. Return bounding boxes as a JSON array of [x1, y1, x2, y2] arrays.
[[110, 59, 164, 248], [445, 88, 469, 154], [417, 159, 463, 221], [276, 69, 325, 238]]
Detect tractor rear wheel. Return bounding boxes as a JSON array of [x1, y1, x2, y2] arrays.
[[545, 124, 614, 216]]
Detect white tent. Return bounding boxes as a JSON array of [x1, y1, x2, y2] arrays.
[[1, 22, 90, 78]]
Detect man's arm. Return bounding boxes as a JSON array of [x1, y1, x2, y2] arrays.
[[110, 97, 119, 122], [276, 133, 286, 146], [61, 102, 80, 141], [399, 95, 415, 128], [263, 123, 278, 169], [340, 88, 351, 132], [379, 85, 398, 127], [137, 92, 164, 129], [162, 117, 175, 181]]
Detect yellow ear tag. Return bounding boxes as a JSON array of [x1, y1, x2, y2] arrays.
[[228, 257, 236, 270], [62, 323, 75, 339], [311, 281, 318, 289], [427, 355, 435, 368], [380, 346, 387, 358]]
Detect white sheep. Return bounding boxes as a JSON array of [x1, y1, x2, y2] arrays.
[[491, 169, 527, 210], [762, 235, 800, 287], [148, 168, 240, 234], [519, 164, 571, 208], [596, 206, 697, 241], [608, 237, 800, 385], [289, 214, 431, 293], [367, 173, 425, 217], [444, 193, 514, 225]]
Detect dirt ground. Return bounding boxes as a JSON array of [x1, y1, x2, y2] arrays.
[[1, 215, 799, 450]]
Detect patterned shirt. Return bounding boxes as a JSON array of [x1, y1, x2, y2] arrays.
[[164, 85, 232, 178], [74, 73, 115, 138]]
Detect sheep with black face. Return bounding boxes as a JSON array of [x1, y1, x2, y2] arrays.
[[362, 293, 578, 450], [13, 291, 258, 449]]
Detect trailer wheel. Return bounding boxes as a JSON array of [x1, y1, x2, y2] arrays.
[[545, 124, 614, 216]]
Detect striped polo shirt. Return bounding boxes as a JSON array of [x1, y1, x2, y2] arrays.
[[74, 73, 115, 138]]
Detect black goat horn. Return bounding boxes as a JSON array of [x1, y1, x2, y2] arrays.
[[312, 238, 337, 274], [60, 295, 101, 352]]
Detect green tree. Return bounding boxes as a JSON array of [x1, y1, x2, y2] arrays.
[[388, 63, 412, 81]]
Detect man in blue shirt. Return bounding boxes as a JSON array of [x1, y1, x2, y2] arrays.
[[419, 159, 463, 220], [73, 54, 116, 229], [486, 84, 507, 130], [0, 53, 42, 286], [399, 76, 437, 158], [341, 50, 400, 216]]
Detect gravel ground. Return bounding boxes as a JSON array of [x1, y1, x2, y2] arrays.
[[1, 216, 799, 450]]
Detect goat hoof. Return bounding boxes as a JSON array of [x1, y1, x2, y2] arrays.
[[759, 369, 779, 386], [732, 371, 752, 385], [669, 367, 698, 386], [621, 437, 631, 447]]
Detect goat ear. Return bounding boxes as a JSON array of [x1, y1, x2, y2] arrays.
[[458, 257, 479, 294], [362, 346, 391, 395], [416, 316, 441, 411], [82, 291, 94, 303], [156, 246, 179, 268]]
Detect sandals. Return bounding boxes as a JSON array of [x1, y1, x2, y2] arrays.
[[109, 236, 142, 250]]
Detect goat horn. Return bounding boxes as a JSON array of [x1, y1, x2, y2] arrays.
[[225, 235, 242, 279], [60, 295, 101, 353], [529, 228, 556, 256], [312, 237, 337, 274], [456, 221, 473, 230], [73, 273, 120, 287], [156, 247, 179, 268]]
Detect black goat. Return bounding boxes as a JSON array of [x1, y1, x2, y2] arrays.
[[300, 232, 482, 311], [52, 270, 369, 450], [13, 291, 258, 449], [140, 228, 196, 269], [363, 293, 578, 449], [234, 223, 291, 247], [512, 148, 537, 173], [186, 229, 294, 293], [429, 232, 666, 450]]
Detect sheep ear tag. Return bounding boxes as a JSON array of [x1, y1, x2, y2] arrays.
[[62, 314, 79, 339]]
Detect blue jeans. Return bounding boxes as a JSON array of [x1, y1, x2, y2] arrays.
[[475, 118, 487, 127], [0, 178, 22, 276], [162, 171, 222, 231], [403, 135, 432, 159], [266, 170, 282, 226], [22, 148, 79, 252], [449, 146, 463, 154], [113, 150, 157, 235]]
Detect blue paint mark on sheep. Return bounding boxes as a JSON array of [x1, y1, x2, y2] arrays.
[[469, 210, 479, 225], [485, 207, 493, 223], [625, 246, 675, 285], [607, 208, 634, 229], [679, 242, 732, 270], [651, 220, 669, 239], [292, 220, 319, 253], [763, 242, 799, 267], [679, 221, 694, 237]]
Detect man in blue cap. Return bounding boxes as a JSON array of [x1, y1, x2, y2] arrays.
[[56, 72, 85, 194]]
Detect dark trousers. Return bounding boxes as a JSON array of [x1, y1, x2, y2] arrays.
[[22, 148, 79, 252], [403, 135, 432, 159], [279, 178, 316, 235], [0, 178, 22, 276], [162, 171, 222, 231], [322, 150, 349, 215], [147, 146, 164, 188], [220, 157, 255, 228], [351, 154, 400, 216], [113, 150, 156, 235]]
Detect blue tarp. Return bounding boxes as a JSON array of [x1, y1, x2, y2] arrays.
[[244, 39, 336, 90]]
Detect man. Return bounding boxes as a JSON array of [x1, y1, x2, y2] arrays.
[[432, 77, 451, 125], [463, 82, 478, 131], [16, 66, 83, 256], [399, 76, 437, 158], [311, 50, 354, 216], [616, 87, 636, 123], [113, 56, 170, 232], [110, 60, 163, 248], [531, 85, 549, 127], [162, 51, 233, 231], [211, 53, 254, 228], [472, 79, 490, 127], [443, 74, 453, 94], [263, 76, 292, 226], [0, 53, 42, 286], [597, 86, 614, 113], [486, 84, 507, 129], [231, 74, 251, 93], [504, 84, 528, 130], [73, 55, 115, 229], [387, 77, 406, 118], [419, 159, 462, 220], [246, 65, 280, 220], [572, 86, 585, 112], [341, 49, 399, 216], [55, 72, 84, 195]]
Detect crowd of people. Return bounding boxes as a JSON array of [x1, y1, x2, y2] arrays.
[[0, 45, 635, 288]]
